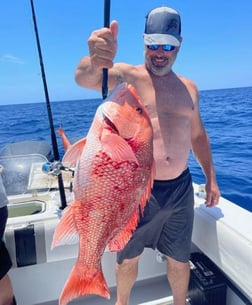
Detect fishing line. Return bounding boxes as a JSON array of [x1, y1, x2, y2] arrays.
[[30, 0, 67, 209], [102, 0, 111, 100]]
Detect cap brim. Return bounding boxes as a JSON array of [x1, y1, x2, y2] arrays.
[[143, 34, 180, 47]]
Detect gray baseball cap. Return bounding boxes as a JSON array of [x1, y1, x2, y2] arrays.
[[143, 6, 182, 47]]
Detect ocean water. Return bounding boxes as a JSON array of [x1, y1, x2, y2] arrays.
[[0, 86, 251, 211]]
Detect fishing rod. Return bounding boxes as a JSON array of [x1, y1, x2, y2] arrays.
[[102, 0, 111, 100], [30, 0, 67, 210]]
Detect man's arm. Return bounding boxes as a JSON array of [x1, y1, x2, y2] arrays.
[[75, 21, 119, 91], [190, 85, 220, 207]]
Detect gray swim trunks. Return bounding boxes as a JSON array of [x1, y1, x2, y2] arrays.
[[117, 168, 194, 264], [0, 206, 12, 280]]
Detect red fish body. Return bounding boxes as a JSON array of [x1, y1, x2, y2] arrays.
[[52, 82, 154, 305]]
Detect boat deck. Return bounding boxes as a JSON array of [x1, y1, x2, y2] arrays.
[[37, 275, 176, 305]]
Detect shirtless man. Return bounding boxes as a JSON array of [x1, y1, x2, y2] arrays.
[[74, 6, 220, 305]]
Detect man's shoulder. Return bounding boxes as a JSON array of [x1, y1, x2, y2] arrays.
[[176, 73, 197, 88], [113, 63, 146, 83], [115, 62, 145, 72], [176, 74, 198, 94], [174, 73, 199, 104]]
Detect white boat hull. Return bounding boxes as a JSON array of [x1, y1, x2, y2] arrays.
[[4, 170, 251, 305]]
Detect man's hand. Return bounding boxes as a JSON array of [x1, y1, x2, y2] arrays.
[[88, 20, 118, 69], [205, 181, 221, 207]]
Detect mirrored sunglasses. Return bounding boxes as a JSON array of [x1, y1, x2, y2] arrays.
[[147, 45, 176, 52]]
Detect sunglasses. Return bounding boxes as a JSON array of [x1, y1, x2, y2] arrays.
[[147, 45, 176, 52]]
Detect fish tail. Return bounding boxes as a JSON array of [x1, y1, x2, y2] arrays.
[[59, 263, 110, 305]]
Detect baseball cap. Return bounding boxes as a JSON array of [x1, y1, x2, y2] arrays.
[[143, 6, 182, 47]]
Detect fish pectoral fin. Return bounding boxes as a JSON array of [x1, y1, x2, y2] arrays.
[[101, 133, 139, 164], [62, 137, 87, 167], [51, 201, 80, 249]]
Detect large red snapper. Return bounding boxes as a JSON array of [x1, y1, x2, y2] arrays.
[[52, 82, 154, 305]]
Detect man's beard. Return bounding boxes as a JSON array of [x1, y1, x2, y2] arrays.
[[147, 55, 173, 76]]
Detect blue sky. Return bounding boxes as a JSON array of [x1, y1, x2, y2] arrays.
[[0, 0, 252, 105]]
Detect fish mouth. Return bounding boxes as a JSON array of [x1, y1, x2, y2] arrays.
[[103, 115, 119, 134], [103, 113, 133, 141]]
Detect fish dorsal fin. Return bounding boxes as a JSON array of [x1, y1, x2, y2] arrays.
[[108, 160, 155, 252], [57, 126, 71, 151], [139, 160, 155, 213], [62, 138, 87, 167], [101, 133, 139, 164], [108, 206, 139, 252]]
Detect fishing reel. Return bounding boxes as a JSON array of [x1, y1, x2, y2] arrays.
[[42, 161, 74, 176]]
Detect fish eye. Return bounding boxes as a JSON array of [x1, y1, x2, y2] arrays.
[[135, 106, 143, 114]]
